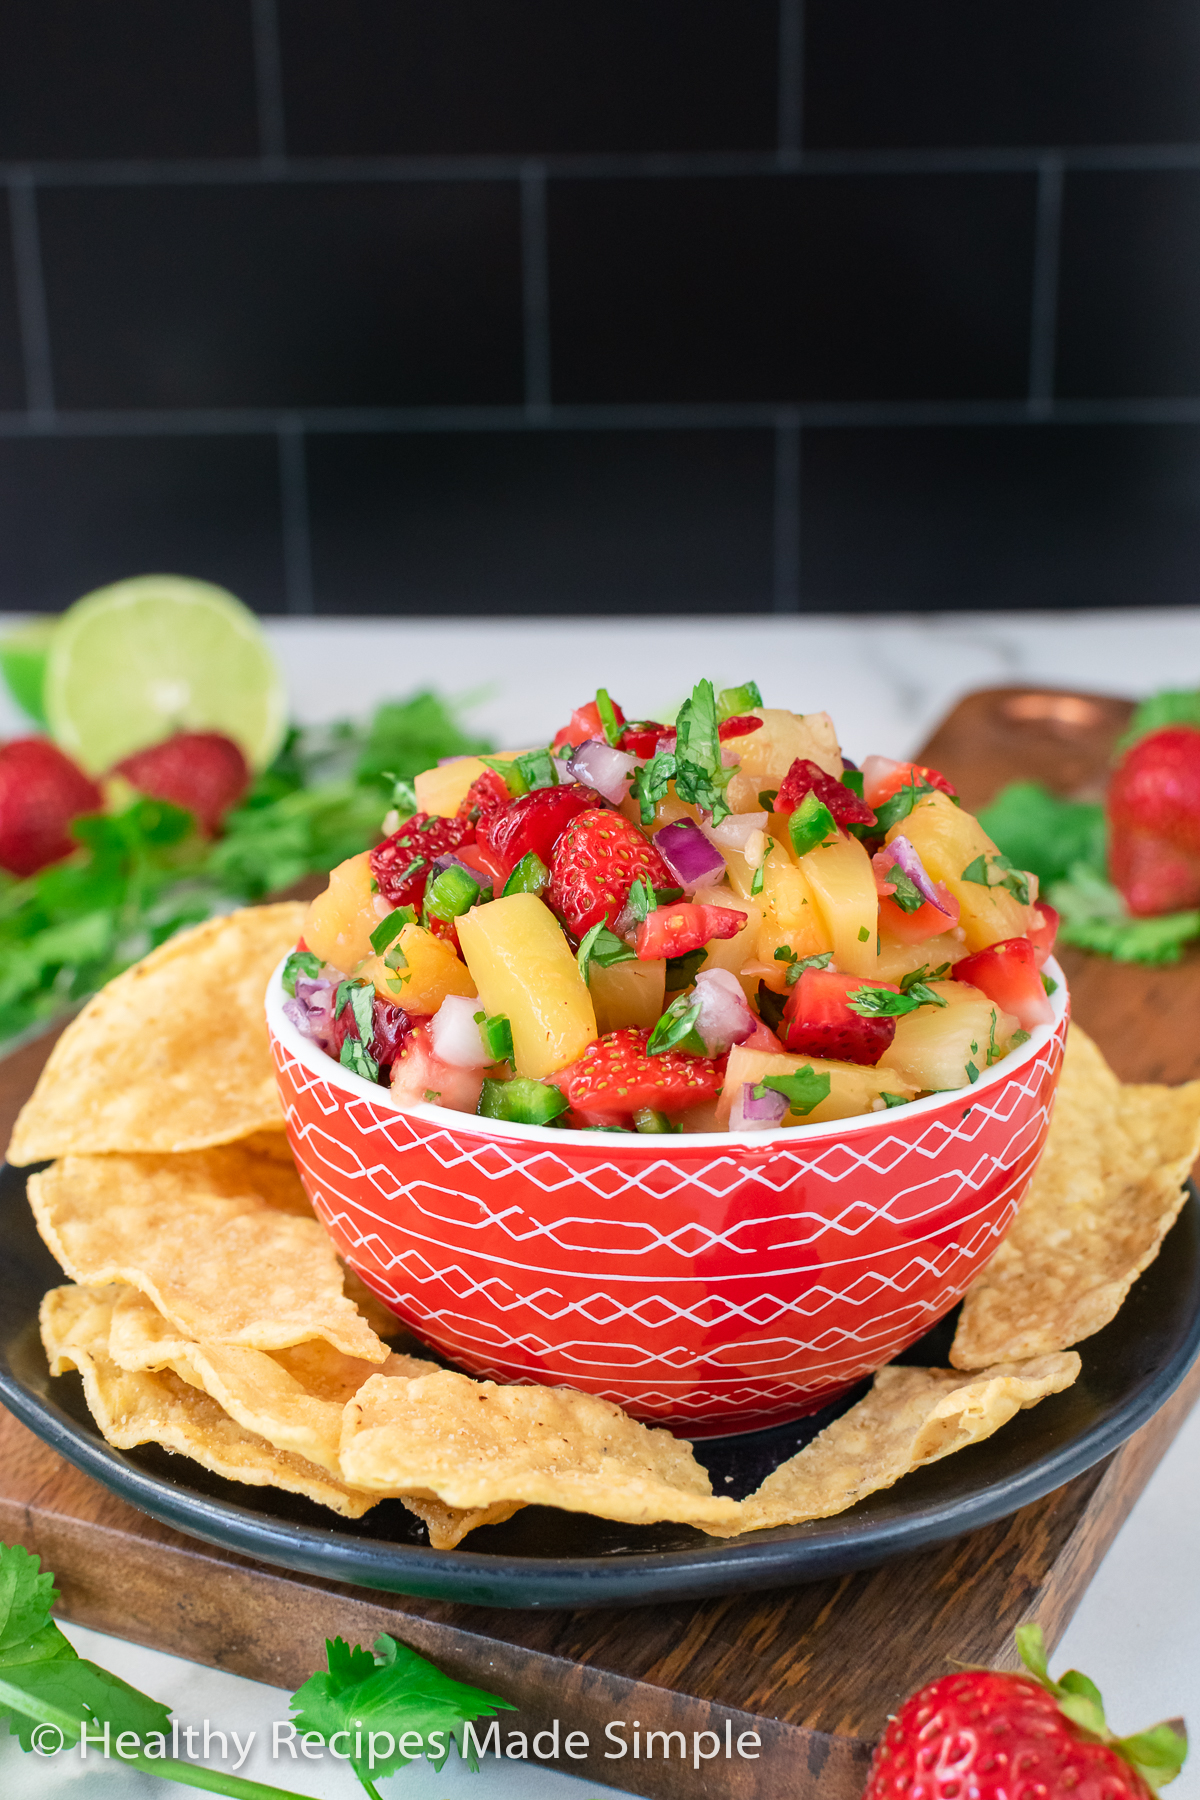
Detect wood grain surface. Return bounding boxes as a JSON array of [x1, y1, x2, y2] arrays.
[[2, 685, 1198, 1800]]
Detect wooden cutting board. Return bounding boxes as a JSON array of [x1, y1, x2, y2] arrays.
[[2, 685, 1198, 1800]]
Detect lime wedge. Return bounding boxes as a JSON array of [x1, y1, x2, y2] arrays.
[[0, 617, 58, 725], [44, 576, 287, 775]]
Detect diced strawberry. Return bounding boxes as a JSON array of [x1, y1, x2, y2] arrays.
[[1108, 726, 1200, 915], [634, 901, 747, 961], [1026, 901, 1059, 968], [456, 767, 511, 833], [453, 841, 501, 887], [954, 937, 1054, 1031], [547, 807, 675, 937], [390, 1023, 489, 1114], [781, 968, 899, 1066], [330, 991, 411, 1073], [776, 757, 876, 828], [552, 698, 626, 751], [862, 756, 957, 810], [114, 730, 250, 835], [553, 1027, 725, 1125], [370, 812, 474, 908], [482, 784, 603, 883], [0, 738, 103, 877], [717, 714, 764, 741], [741, 1015, 785, 1053], [618, 721, 669, 758]]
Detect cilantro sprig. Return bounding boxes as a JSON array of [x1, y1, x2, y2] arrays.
[[0, 1541, 515, 1800], [753, 1067, 831, 1116], [577, 922, 638, 986], [673, 678, 735, 823], [846, 982, 947, 1018]]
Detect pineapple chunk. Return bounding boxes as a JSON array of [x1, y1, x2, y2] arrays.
[[873, 930, 968, 985], [885, 980, 1020, 1092], [302, 850, 380, 974], [414, 749, 525, 818], [798, 833, 879, 977], [716, 1045, 917, 1129], [359, 924, 477, 1012], [889, 791, 1028, 952], [589, 957, 665, 1034], [751, 852, 831, 988], [725, 709, 843, 813], [457, 894, 597, 1078]]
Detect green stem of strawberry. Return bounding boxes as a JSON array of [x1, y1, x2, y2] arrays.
[[1015, 1625, 1188, 1791]]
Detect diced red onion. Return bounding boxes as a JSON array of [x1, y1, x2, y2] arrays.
[[704, 809, 769, 852], [284, 972, 339, 1054], [429, 994, 493, 1069], [882, 835, 956, 918], [653, 818, 727, 892], [566, 738, 637, 806], [861, 754, 906, 808], [731, 1081, 789, 1131], [692, 968, 757, 1056]]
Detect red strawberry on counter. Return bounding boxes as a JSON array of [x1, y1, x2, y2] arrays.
[[114, 731, 250, 836], [1108, 725, 1200, 916], [864, 1624, 1185, 1800], [0, 738, 103, 877]]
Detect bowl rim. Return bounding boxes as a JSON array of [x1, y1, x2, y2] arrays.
[[266, 953, 1068, 1153]]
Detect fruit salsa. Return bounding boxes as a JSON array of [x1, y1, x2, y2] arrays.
[[284, 680, 1059, 1134]]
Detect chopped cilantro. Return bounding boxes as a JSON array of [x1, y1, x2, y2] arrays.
[[966, 1061, 981, 1084], [282, 949, 321, 995], [624, 877, 656, 922], [673, 679, 734, 824], [841, 768, 866, 802], [857, 925, 870, 942], [1042, 972, 1058, 994], [880, 1092, 909, 1108], [774, 947, 833, 988], [1010, 1028, 1032, 1048], [335, 978, 376, 1050], [423, 1087, 441, 1101], [595, 688, 622, 747], [340, 1035, 380, 1082], [392, 854, 428, 889], [754, 1067, 831, 1117], [756, 981, 787, 1032], [757, 789, 779, 810], [899, 962, 951, 992], [665, 947, 707, 988], [369, 906, 416, 954], [986, 1007, 1001, 1065], [716, 681, 763, 720], [750, 841, 772, 897], [577, 921, 638, 986], [872, 776, 934, 834], [648, 991, 706, 1056], [502, 851, 549, 897], [788, 791, 838, 859], [474, 1010, 514, 1063], [885, 864, 926, 914], [846, 984, 940, 1018], [477, 753, 526, 797], [631, 749, 677, 824]]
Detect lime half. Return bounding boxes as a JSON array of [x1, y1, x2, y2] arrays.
[[44, 576, 287, 775]]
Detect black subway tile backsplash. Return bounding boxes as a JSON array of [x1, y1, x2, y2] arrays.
[[0, 434, 287, 613], [803, 0, 1200, 150], [1057, 170, 1200, 398], [38, 182, 524, 410], [0, 194, 24, 410], [549, 173, 1036, 404], [306, 429, 775, 614], [0, 1, 259, 161], [278, 0, 778, 158], [801, 425, 1200, 611]]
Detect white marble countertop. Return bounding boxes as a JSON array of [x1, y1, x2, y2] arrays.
[[3, 606, 1200, 1800]]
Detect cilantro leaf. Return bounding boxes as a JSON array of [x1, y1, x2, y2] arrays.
[[773, 947, 832, 986], [899, 962, 950, 992], [631, 750, 677, 825], [1050, 863, 1200, 965], [673, 679, 734, 824], [0, 1545, 56, 1660], [577, 922, 638, 986], [884, 863, 926, 914], [754, 1068, 831, 1116], [978, 780, 1106, 890], [750, 840, 772, 897], [368, 907, 415, 954], [594, 688, 622, 747], [281, 949, 322, 995], [290, 1632, 514, 1794], [873, 776, 940, 835], [648, 991, 706, 1056], [846, 984, 938, 1018], [335, 978, 376, 1047], [880, 1092, 909, 1108]]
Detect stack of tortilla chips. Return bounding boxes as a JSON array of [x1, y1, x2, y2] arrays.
[[9, 907, 1200, 1546]]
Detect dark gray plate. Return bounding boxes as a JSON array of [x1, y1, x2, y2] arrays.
[[2, 1161, 1197, 1611]]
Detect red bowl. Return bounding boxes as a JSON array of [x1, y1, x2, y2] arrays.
[[267, 964, 1069, 1435]]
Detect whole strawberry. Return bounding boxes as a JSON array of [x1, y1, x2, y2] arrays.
[[114, 730, 250, 836], [1108, 725, 1200, 916], [546, 806, 674, 937], [865, 1625, 1186, 1800], [0, 737, 102, 876]]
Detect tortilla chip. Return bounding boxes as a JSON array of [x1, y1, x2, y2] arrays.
[[402, 1494, 524, 1551], [952, 1026, 1200, 1368], [339, 1263, 406, 1340], [39, 1284, 380, 1519], [106, 1286, 434, 1474], [7, 903, 305, 1163], [28, 1148, 387, 1363], [339, 1369, 741, 1528], [701, 1353, 1080, 1537]]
